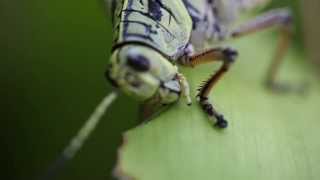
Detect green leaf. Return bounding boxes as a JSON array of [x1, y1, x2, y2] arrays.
[[114, 32, 320, 180]]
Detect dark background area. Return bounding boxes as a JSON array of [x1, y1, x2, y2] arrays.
[[0, 0, 305, 180], [1, 1, 138, 180]]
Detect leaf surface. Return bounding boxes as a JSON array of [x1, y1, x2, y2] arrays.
[[115, 32, 320, 180]]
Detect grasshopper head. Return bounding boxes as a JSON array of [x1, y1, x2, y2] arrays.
[[106, 45, 178, 102]]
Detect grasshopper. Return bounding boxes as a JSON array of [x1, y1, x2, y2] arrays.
[[106, 0, 293, 128], [41, 0, 294, 179]]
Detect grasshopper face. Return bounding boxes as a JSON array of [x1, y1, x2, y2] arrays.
[[106, 45, 179, 102]]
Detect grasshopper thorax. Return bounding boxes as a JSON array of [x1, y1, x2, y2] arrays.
[[106, 45, 181, 103]]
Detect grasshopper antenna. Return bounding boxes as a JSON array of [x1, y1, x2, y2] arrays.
[[39, 92, 118, 180]]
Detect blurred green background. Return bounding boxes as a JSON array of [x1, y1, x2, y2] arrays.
[[1, 1, 138, 180], [0, 0, 307, 180]]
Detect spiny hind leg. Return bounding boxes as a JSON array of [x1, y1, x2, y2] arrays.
[[231, 8, 304, 93], [180, 47, 238, 128]]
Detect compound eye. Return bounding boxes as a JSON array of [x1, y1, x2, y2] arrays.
[[127, 55, 150, 72]]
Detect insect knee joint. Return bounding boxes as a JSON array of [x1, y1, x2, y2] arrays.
[[222, 48, 238, 64]]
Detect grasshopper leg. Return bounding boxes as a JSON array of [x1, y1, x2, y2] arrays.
[[231, 8, 303, 93], [180, 47, 238, 128]]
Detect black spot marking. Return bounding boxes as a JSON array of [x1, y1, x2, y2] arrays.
[[207, 0, 214, 4], [127, 54, 150, 72], [150, 0, 178, 23], [148, 0, 163, 21]]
